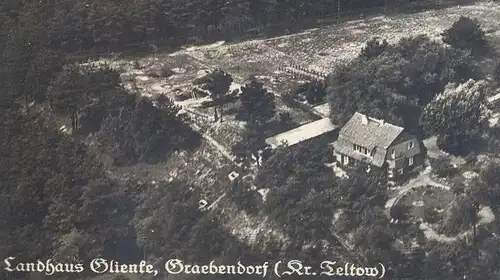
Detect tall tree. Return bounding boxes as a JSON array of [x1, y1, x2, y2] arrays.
[[304, 79, 327, 104], [257, 142, 338, 240], [97, 95, 200, 165], [420, 79, 489, 155], [194, 69, 232, 121], [327, 35, 475, 133], [231, 122, 269, 167], [237, 79, 276, 124], [132, 179, 202, 261], [494, 61, 500, 85], [47, 64, 88, 131], [441, 16, 487, 56]]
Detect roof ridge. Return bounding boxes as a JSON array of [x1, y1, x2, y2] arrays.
[[356, 112, 404, 130], [339, 112, 406, 151]]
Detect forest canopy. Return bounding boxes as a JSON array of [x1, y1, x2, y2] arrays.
[[327, 35, 476, 135]]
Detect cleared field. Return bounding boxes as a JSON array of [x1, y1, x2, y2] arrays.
[[174, 1, 500, 77], [93, 1, 500, 153], [106, 1, 500, 102]]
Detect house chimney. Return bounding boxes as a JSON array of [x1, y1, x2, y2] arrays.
[[361, 114, 368, 125]]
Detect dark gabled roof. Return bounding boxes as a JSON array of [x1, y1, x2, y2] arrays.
[[339, 112, 404, 150]]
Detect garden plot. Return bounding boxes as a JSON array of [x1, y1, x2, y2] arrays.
[[396, 185, 454, 223], [87, 53, 213, 102], [133, 54, 211, 97], [180, 41, 285, 79], [257, 71, 303, 95]]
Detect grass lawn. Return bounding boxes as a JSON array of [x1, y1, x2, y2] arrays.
[[397, 185, 454, 222]]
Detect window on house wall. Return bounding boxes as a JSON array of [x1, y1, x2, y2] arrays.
[[409, 156, 414, 166], [364, 148, 368, 155], [398, 168, 404, 174], [391, 149, 395, 159], [353, 144, 357, 150], [408, 141, 414, 150]]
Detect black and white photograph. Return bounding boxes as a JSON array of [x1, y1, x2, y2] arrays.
[[2, 0, 500, 279]]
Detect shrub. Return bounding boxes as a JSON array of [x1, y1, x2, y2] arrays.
[[269, 112, 296, 135], [423, 207, 440, 224], [304, 80, 327, 105], [288, 80, 327, 105], [494, 61, 500, 84], [415, 230, 426, 246], [440, 198, 475, 236], [441, 16, 487, 55], [390, 204, 410, 220], [133, 60, 141, 69], [436, 132, 476, 156], [451, 177, 467, 195], [360, 37, 388, 59], [160, 66, 175, 78], [146, 66, 175, 78], [228, 181, 261, 214], [487, 137, 500, 155], [431, 156, 458, 178], [146, 69, 160, 77], [464, 153, 477, 165]]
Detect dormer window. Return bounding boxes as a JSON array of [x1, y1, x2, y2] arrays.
[[408, 141, 414, 150], [353, 144, 372, 157]]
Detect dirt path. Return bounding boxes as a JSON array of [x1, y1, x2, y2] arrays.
[[423, 136, 466, 166], [189, 121, 236, 164], [207, 193, 227, 211], [420, 206, 495, 243]]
